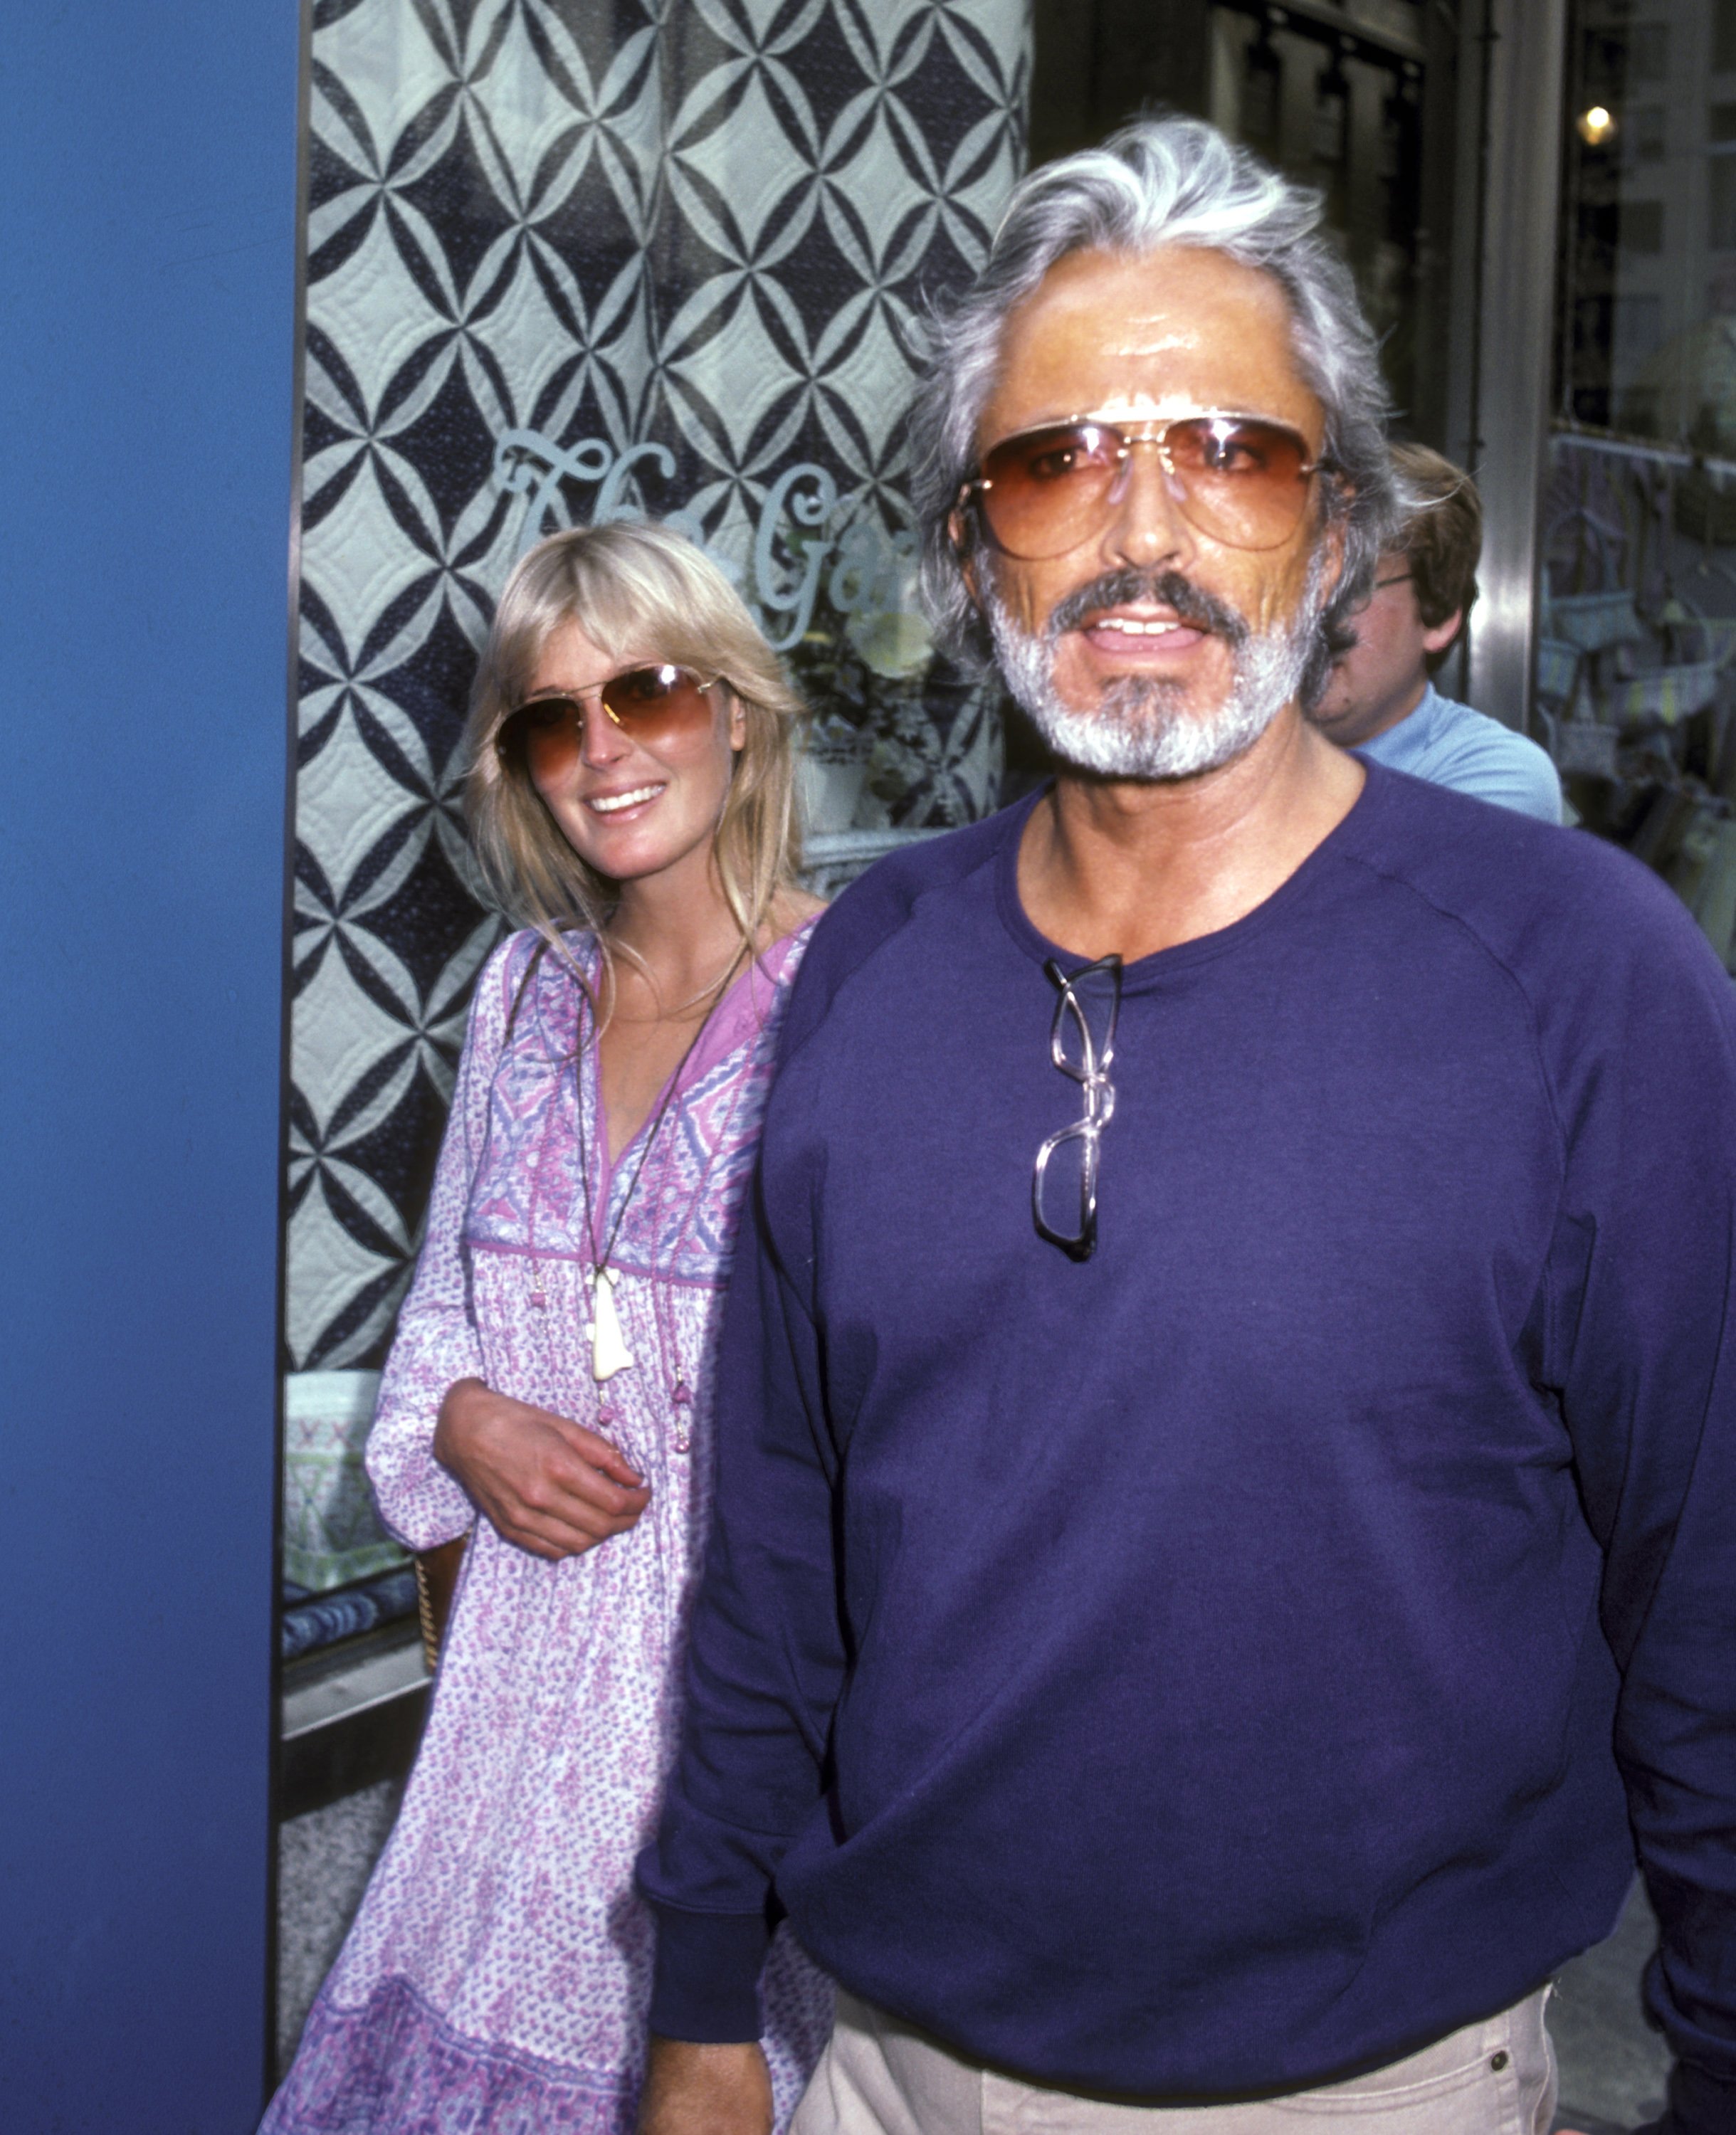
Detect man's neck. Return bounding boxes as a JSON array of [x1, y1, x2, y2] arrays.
[[1016, 704, 1365, 964]]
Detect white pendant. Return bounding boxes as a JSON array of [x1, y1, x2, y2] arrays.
[[588, 1265, 636, 1382]]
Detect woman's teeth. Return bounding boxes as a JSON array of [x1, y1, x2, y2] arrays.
[[588, 784, 664, 814]]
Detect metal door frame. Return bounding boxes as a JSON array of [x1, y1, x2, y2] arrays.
[[1460, 0, 1572, 731]]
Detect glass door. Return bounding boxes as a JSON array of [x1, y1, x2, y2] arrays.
[[1542, 0, 1736, 965]]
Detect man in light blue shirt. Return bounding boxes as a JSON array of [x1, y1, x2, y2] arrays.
[[1312, 443, 1562, 823]]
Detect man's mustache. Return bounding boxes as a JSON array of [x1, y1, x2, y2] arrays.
[[1047, 569, 1251, 645]]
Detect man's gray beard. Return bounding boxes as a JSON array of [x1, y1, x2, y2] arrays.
[[989, 560, 1327, 782]]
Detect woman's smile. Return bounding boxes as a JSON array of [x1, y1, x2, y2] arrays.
[[584, 781, 668, 818]]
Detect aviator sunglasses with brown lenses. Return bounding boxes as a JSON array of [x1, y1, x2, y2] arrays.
[[495, 663, 720, 782], [959, 413, 1330, 560]]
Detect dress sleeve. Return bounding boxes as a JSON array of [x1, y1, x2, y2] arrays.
[[364, 934, 517, 1551], [635, 1114, 844, 2041], [1545, 912, 1736, 2135]]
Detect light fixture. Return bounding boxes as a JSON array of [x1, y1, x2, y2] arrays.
[[1577, 105, 1617, 147]]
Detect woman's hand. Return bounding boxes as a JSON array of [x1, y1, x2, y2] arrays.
[[636, 2038, 772, 2135], [433, 1377, 649, 1559]]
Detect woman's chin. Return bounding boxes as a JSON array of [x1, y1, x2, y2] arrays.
[[566, 818, 715, 891]]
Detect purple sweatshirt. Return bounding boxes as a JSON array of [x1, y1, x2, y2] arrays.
[[639, 766, 1736, 2133]]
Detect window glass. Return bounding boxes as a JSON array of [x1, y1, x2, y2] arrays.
[[1711, 153, 1736, 244], [1634, 21, 1673, 75], [1544, 0, 1736, 974], [280, 2, 1028, 1608], [1627, 105, 1667, 159]]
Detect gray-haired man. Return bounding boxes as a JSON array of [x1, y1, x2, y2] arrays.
[[636, 120, 1736, 2135]]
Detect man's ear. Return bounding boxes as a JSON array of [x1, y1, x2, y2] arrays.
[[1316, 511, 1348, 611], [1421, 607, 1463, 658], [949, 506, 983, 611]]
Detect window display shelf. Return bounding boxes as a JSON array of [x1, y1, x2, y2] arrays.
[[803, 826, 947, 895], [282, 1620, 427, 1746]]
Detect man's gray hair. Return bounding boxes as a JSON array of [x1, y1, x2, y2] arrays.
[[910, 116, 1404, 698]]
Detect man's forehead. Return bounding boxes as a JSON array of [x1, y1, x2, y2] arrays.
[[980, 244, 1321, 441], [1028, 241, 1296, 327], [1088, 315, 1209, 365], [1055, 389, 1248, 423]]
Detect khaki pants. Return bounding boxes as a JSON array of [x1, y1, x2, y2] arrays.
[[791, 1986, 1556, 2135]]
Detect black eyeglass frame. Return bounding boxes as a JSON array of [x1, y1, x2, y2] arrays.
[[1033, 954, 1122, 1262]]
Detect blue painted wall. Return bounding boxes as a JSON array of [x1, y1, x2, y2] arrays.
[[0, 7, 299, 2128]]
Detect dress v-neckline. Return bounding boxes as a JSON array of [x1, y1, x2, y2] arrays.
[[582, 915, 819, 1250], [587, 1036, 693, 1251]]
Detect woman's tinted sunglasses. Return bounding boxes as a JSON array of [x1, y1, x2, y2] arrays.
[[959, 413, 1329, 560], [495, 664, 718, 781]]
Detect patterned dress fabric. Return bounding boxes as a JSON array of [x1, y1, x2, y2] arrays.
[[263, 921, 833, 2134], [289, 0, 1029, 1377]]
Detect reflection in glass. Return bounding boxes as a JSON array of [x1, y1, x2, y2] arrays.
[[1543, 0, 1736, 973]]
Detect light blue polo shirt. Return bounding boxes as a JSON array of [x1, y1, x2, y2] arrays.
[[1357, 682, 1563, 823]]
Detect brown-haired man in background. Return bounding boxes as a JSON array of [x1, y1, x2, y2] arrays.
[[1312, 442, 1562, 821]]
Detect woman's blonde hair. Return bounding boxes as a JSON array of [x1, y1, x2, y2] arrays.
[[465, 520, 805, 1006]]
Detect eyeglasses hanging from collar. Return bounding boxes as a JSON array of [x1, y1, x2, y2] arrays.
[[1033, 954, 1122, 1261]]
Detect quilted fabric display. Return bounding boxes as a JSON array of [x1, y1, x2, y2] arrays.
[[288, 0, 1029, 1377], [282, 1370, 394, 1591]]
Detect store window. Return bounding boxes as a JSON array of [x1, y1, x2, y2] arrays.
[[1543, 0, 1736, 970], [276, 0, 1029, 1954]]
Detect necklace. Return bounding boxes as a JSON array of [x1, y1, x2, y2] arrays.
[[603, 938, 743, 1021], [641, 934, 806, 1452], [575, 950, 743, 1383], [641, 1023, 761, 1452]]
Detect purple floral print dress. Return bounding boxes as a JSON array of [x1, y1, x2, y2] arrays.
[[263, 922, 833, 2134]]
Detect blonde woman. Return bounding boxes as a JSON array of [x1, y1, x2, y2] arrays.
[[263, 522, 832, 2134]]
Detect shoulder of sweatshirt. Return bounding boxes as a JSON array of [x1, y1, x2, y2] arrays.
[[1339, 764, 1736, 1102], [779, 803, 1021, 1059], [780, 768, 1735, 1107]]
